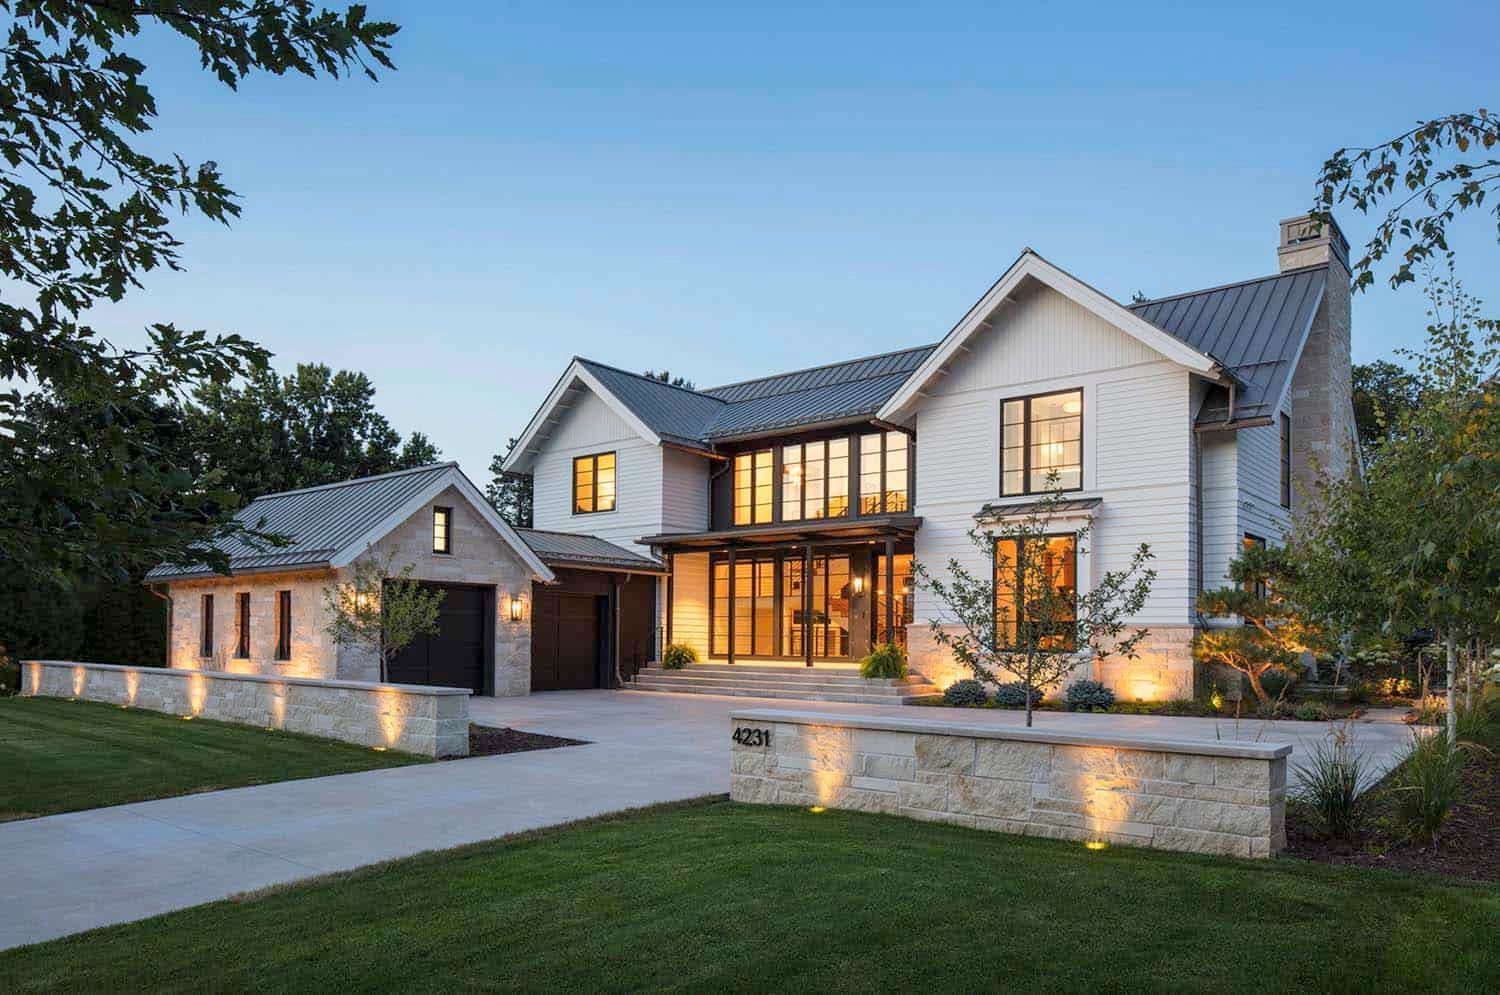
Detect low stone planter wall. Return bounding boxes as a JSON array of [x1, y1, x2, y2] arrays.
[[22, 661, 470, 758], [729, 709, 1289, 858]]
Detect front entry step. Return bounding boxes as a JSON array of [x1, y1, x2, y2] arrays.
[[631, 665, 941, 705]]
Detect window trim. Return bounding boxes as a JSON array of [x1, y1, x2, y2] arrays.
[[235, 592, 250, 658], [275, 590, 292, 661], [572, 451, 618, 515], [1000, 387, 1085, 496], [1278, 413, 1291, 508], [200, 593, 214, 658], [992, 532, 1079, 652], [859, 430, 912, 516], [432, 506, 453, 555]]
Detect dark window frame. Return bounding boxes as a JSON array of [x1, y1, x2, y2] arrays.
[[572, 451, 618, 515], [1242, 534, 1268, 599], [275, 590, 292, 661], [858, 430, 912, 515], [708, 551, 853, 660], [1279, 413, 1291, 508], [732, 449, 774, 526], [992, 533, 1079, 652], [1000, 388, 1085, 496], [432, 506, 453, 554], [235, 592, 251, 658], [200, 593, 214, 658], [780, 438, 851, 523]]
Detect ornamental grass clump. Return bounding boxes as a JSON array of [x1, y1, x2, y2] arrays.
[[1293, 723, 1369, 840], [1064, 679, 1115, 712], [943, 679, 989, 707], [661, 643, 698, 670], [1391, 732, 1468, 844], [859, 644, 908, 680]]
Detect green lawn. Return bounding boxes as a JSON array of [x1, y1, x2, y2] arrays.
[[2, 798, 1495, 992], [0, 696, 424, 821]]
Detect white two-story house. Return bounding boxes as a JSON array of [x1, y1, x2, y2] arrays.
[[502, 215, 1358, 700]]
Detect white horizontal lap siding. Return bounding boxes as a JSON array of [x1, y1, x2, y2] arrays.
[[1237, 397, 1291, 547], [670, 552, 710, 659], [660, 448, 710, 533], [531, 388, 664, 555], [911, 282, 1195, 628]]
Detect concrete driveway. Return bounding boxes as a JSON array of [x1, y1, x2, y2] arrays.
[[1, 690, 1415, 951]]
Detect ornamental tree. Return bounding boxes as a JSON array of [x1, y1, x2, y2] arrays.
[[323, 552, 444, 684], [913, 481, 1156, 727]]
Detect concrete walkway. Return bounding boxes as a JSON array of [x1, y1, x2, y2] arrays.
[[1, 691, 1415, 951]]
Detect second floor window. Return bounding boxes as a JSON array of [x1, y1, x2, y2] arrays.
[[573, 452, 616, 514], [733, 449, 773, 525], [781, 439, 849, 521], [432, 506, 452, 554], [1002, 389, 1082, 495], [859, 431, 910, 514]]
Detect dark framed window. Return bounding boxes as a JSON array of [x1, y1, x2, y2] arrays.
[[993, 535, 1077, 651], [872, 552, 914, 649], [708, 552, 852, 659], [1279, 413, 1291, 508], [859, 431, 910, 514], [432, 506, 452, 554], [781, 438, 849, 521], [235, 592, 251, 658], [573, 452, 617, 514], [200, 594, 214, 657], [1243, 534, 1268, 599], [732, 449, 773, 525], [275, 590, 292, 661], [1001, 389, 1083, 495]]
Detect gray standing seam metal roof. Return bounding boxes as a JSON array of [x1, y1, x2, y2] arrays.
[[515, 528, 665, 572], [1130, 265, 1327, 424], [144, 463, 459, 582]]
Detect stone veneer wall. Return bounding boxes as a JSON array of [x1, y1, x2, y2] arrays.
[[905, 623, 1196, 701], [729, 709, 1288, 858], [23, 660, 470, 757]]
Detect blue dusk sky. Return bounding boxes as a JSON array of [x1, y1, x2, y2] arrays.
[[91, 1, 1498, 480]]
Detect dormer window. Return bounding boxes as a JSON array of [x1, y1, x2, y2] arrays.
[[573, 452, 617, 514], [433, 506, 452, 554], [1001, 389, 1082, 495]]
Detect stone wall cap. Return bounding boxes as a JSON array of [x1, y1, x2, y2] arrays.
[[729, 708, 1294, 760], [22, 660, 474, 697]]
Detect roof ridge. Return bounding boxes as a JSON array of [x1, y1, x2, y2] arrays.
[[574, 357, 725, 403], [247, 462, 457, 501], [1129, 263, 1328, 309], [704, 343, 940, 396]]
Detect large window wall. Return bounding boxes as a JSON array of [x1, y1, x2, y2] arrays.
[[710, 552, 851, 659], [724, 429, 911, 530]]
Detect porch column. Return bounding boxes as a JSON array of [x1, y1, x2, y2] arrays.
[[726, 547, 736, 666], [803, 543, 814, 668], [884, 537, 896, 644]]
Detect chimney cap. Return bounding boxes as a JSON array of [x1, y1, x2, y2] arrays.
[[1278, 214, 1349, 272]]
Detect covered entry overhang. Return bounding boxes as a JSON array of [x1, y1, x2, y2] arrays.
[[640, 516, 920, 668]]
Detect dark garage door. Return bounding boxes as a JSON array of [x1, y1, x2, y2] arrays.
[[532, 590, 602, 690], [387, 583, 488, 693]]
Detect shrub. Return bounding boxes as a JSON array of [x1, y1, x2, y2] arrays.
[[661, 643, 698, 670], [1390, 733, 1467, 843], [993, 681, 1042, 709], [1260, 671, 1293, 701], [1064, 679, 1115, 712], [1255, 699, 1287, 720], [1295, 702, 1331, 722], [1293, 725, 1370, 840], [943, 679, 989, 707], [859, 643, 908, 680], [0, 653, 18, 696]]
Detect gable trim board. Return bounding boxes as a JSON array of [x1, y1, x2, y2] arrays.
[[879, 250, 1227, 424]]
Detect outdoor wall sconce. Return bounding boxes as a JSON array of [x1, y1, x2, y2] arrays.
[[852, 575, 864, 596], [508, 595, 526, 623]]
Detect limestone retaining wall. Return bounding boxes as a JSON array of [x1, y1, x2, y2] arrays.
[[22, 660, 470, 757], [729, 709, 1289, 858]]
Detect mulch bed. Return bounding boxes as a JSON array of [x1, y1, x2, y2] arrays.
[[465, 725, 588, 758], [1286, 732, 1500, 883]]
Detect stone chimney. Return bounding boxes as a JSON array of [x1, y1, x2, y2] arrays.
[[1279, 214, 1355, 509]]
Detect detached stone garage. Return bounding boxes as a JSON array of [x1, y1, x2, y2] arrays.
[[146, 463, 665, 697]]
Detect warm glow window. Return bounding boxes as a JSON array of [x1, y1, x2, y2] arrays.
[[783, 555, 850, 658], [573, 452, 617, 514], [781, 439, 849, 521], [858, 431, 910, 514], [1001, 389, 1082, 495], [275, 590, 292, 661], [235, 592, 250, 658], [873, 552, 914, 648], [993, 535, 1077, 651], [200, 594, 214, 657], [432, 506, 452, 553], [708, 552, 851, 659], [733, 449, 773, 525]]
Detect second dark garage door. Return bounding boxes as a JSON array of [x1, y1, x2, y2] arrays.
[[387, 583, 489, 693], [531, 590, 603, 690]]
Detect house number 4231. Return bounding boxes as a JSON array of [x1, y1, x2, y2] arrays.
[[732, 726, 770, 748]]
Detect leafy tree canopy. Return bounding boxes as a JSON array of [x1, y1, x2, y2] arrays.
[[486, 436, 532, 528], [1352, 359, 1422, 452], [643, 370, 695, 389]]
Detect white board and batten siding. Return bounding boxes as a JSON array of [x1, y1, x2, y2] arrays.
[[1236, 397, 1293, 548], [910, 281, 1199, 628]]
